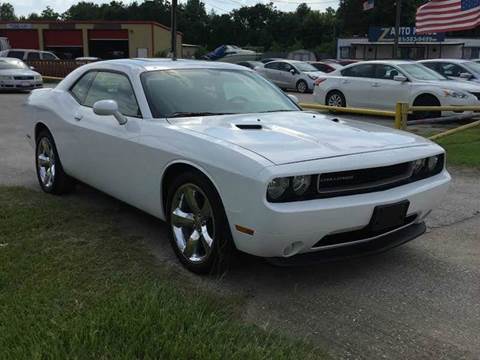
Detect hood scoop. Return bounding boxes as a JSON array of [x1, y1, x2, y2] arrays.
[[235, 124, 263, 130]]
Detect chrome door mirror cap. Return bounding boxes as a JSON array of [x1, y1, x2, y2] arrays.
[[93, 99, 128, 125], [460, 72, 473, 79]]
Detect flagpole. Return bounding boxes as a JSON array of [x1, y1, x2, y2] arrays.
[[394, 0, 402, 59]]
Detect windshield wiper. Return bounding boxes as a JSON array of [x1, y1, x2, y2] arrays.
[[167, 111, 233, 118]]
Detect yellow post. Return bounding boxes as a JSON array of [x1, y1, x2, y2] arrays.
[[400, 102, 409, 130], [394, 102, 402, 129]]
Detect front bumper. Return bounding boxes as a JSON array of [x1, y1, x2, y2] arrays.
[[229, 170, 450, 258], [0, 80, 43, 90]]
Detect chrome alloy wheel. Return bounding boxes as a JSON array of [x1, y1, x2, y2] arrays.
[[170, 184, 215, 263], [297, 81, 307, 93], [36, 137, 56, 189], [327, 93, 344, 107]]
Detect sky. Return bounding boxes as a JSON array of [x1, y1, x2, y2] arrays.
[[9, 0, 339, 16]]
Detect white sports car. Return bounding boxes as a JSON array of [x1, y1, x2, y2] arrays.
[[25, 59, 450, 273]]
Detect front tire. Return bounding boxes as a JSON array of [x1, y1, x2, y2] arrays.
[[166, 171, 233, 274], [35, 130, 75, 194]]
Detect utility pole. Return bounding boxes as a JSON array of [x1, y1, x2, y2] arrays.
[[394, 0, 402, 59], [170, 0, 177, 60]]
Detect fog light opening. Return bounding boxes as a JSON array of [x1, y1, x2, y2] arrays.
[[283, 241, 304, 257]]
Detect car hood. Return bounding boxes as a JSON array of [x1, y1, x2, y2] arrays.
[[418, 79, 480, 92], [172, 111, 429, 165], [0, 68, 39, 76]]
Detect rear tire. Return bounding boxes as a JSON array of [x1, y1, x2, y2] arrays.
[[35, 130, 75, 195], [296, 80, 308, 94], [166, 171, 233, 274], [326, 90, 346, 107]]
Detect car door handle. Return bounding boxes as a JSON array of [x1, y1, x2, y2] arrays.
[[74, 114, 83, 121], [341, 79, 350, 84], [371, 82, 380, 87]]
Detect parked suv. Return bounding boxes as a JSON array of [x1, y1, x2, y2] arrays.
[[255, 60, 324, 93], [0, 49, 59, 61]]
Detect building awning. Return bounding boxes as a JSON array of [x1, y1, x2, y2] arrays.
[[351, 41, 464, 46]]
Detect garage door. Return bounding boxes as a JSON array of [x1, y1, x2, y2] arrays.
[[88, 29, 129, 59], [0, 29, 39, 49], [43, 30, 83, 47]]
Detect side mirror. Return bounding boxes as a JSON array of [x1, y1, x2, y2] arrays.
[[460, 72, 473, 79], [290, 68, 296, 75], [93, 100, 128, 125], [288, 94, 299, 104], [393, 75, 408, 82]]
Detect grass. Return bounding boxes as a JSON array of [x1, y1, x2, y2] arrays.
[[0, 187, 321, 359], [434, 126, 480, 168]]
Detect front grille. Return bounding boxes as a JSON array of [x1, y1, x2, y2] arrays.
[[14, 76, 34, 80], [470, 92, 480, 101], [313, 214, 418, 248], [317, 162, 413, 198]]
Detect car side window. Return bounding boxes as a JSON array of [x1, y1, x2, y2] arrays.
[[8, 51, 24, 60], [70, 71, 97, 104], [265, 62, 280, 70], [27, 52, 40, 61], [84, 71, 141, 118], [278, 63, 293, 72], [341, 64, 375, 78], [374, 64, 402, 80], [42, 52, 56, 60], [440, 63, 465, 77]]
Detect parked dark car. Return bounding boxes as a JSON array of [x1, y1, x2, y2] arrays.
[[309, 61, 343, 73], [237, 61, 263, 69]]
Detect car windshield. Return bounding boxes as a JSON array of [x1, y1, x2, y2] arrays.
[[462, 61, 480, 74], [294, 62, 318, 72], [0, 58, 28, 70], [398, 63, 447, 80], [141, 69, 299, 118]]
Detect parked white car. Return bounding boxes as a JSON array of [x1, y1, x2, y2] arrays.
[[314, 60, 480, 118], [0, 57, 43, 91], [0, 49, 59, 61], [256, 60, 324, 93], [25, 59, 450, 273], [419, 59, 480, 83]]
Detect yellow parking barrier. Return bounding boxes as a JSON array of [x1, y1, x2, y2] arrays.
[[299, 103, 396, 118], [42, 76, 64, 82], [428, 119, 480, 141]]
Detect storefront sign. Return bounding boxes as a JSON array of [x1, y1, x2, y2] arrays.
[[6, 23, 33, 29], [368, 27, 445, 43]]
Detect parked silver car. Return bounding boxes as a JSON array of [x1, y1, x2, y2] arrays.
[[0, 57, 43, 91], [419, 59, 480, 84], [256, 60, 324, 93]]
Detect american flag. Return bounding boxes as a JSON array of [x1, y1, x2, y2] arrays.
[[416, 0, 480, 34]]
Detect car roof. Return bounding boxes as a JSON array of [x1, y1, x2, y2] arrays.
[[2, 49, 52, 52], [419, 59, 469, 63], [88, 58, 249, 72]]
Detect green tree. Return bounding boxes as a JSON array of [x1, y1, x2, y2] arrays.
[[40, 6, 61, 20], [0, 2, 16, 20]]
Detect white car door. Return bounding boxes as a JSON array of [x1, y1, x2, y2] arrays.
[[367, 64, 410, 110], [339, 63, 376, 108], [67, 70, 147, 206], [262, 62, 283, 87]]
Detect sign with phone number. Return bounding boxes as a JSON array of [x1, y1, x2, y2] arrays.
[[368, 27, 445, 43]]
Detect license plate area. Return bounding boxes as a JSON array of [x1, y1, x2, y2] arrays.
[[369, 200, 410, 233]]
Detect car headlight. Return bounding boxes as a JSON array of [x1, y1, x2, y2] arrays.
[[411, 154, 444, 179], [35, 75, 42, 81], [308, 74, 318, 80], [0, 75, 13, 81], [443, 89, 468, 98], [267, 178, 290, 201], [292, 175, 312, 196]]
